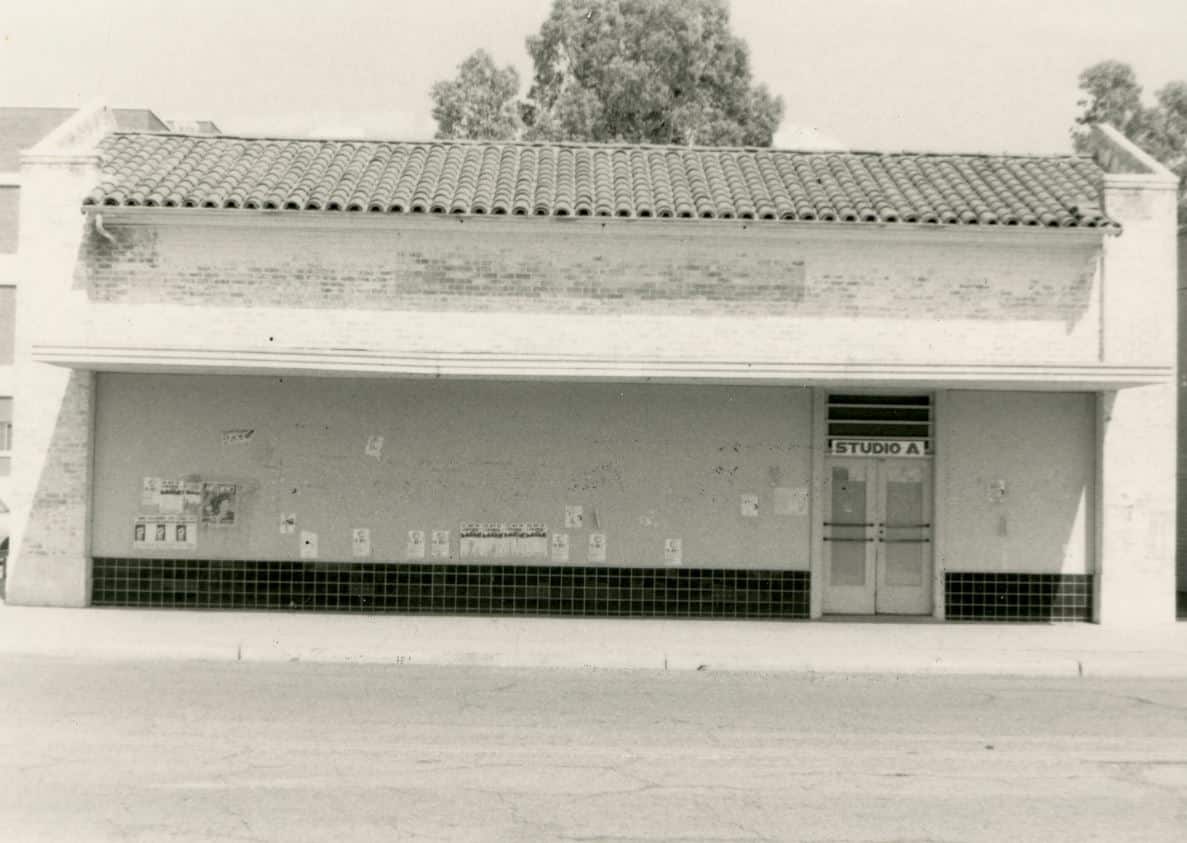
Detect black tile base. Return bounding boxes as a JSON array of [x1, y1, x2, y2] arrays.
[[945, 572, 1092, 622], [92, 559, 810, 619]]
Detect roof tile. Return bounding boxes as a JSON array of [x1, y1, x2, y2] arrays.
[[86, 133, 1117, 229]]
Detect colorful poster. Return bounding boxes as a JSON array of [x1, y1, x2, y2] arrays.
[[588, 532, 607, 563], [431, 530, 451, 559], [550, 532, 570, 563], [352, 527, 372, 558], [406, 530, 426, 559], [664, 538, 683, 566], [740, 493, 759, 518], [299, 530, 319, 559], [564, 505, 584, 529], [201, 483, 238, 526]]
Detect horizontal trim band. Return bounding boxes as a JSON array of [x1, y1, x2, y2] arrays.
[[31, 344, 1172, 388]]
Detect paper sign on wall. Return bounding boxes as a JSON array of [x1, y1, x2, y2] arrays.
[[300, 530, 319, 559], [141, 477, 161, 507], [551, 532, 570, 563], [406, 530, 426, 559], [352, 528, 372, 558], [365, 435, 384, 460], [280, 513, 297, 535], [201, 483, 238, 526], [564, 505, 584, 529], [740, 494, 759, 518], [773, 486, 809, 517], [133, 516, 197, 550], [588, 532, 607, 563], [431, 530, 451, 559], [664, 538, 683, 566]]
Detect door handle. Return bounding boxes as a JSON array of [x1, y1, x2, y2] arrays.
[[879, 523, 931, 528], [880, 538, 931, 543], [823, 522, 874, 527], [823, 537, 874, 543]]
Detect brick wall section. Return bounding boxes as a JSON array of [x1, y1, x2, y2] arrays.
[[5, 369, 93, 605], [80, 221, 1098, 323]]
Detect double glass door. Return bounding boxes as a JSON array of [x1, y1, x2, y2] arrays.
[[823, 458, 933, 615]]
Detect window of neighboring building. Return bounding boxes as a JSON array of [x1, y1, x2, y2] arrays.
[[0, 286, 14, 365], [0, 186, 18, 254]]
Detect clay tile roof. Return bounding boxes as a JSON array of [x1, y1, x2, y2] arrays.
[[84, 132, 1117, 230]]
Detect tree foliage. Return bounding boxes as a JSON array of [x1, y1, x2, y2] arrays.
[[429, 0, 783, 147], [1073, 60, 1187, 224], [430, 50, 521, 141]]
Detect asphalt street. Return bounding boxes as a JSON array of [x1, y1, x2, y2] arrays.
[[2, 657, 1186, 842]]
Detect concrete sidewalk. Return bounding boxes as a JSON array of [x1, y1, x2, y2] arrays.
[[3, 602, 1187, 676]]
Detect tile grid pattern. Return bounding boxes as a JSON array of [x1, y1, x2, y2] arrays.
[[945, 573, 1093, 622], [92, 559, 811, 619], [85, 134, 1115, 228]]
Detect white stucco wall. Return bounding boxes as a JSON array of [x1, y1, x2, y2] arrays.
[[939, 391, 1094, 574], [91, 374, 814, 568]]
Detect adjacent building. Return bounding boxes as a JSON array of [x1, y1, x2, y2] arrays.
[[4, 104, 1179, 626]]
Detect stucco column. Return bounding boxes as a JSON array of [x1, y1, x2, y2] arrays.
[[5, 118, 106, 606], [1096, 386, 1177, 625]]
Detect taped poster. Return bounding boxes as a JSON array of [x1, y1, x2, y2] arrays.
[[564, 505, 584, 529], [664, 538, 683, 566], [406, 530, 426, 559], [201, 483, 238, 526], [280, 512, 297, 535], [550, 532, 570, 563], [159, 480, 202, 515], [141, 477, 162, 508], [459, 523, 481, 558], [740, 493, 759, 518], [221, 429, 255, 446], [133, 516, 197, 550], [431, 529, 451, 559], [588, 532, 607, 563], [352, 528, 372, 558], [520, 523, 548, 557], [299, 530, 319, 559], [773, 487, 809, 517]]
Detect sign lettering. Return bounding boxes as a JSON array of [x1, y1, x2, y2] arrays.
[[828, 439, 931, 457]]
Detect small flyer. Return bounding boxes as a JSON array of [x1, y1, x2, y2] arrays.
[[279, 512, 297, 535], [299, 530, 319, 559], [431, 529, 451, 559], [201, 482, 238, 526], [351, 527, 372, 558], [141, 477, 162, 508], [740, 493, 760, 518], [550, 532, 570, 563], [564, 505, 584, 529], [773, 486, 809, 517], [406, 530, 426, 559], [364, 435, 384, 460], [521, 523, 548, 558], [588, 532, 607, 563], [664, 538, 683, 566], [459, 523, 481, 558]]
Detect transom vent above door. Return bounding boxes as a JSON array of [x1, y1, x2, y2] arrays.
[[827, 394, 932, 441]]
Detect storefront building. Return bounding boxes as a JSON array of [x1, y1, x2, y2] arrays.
[[5, 105, 1179, 626]]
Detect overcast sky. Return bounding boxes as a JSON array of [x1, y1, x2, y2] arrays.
[[2, 0, 1186, 153]]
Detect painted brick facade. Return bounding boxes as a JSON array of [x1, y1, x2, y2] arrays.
[[82, 221, 1096, 324]]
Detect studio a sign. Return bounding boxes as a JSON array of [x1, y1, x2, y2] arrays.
[[829, 439, 931, 457]]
